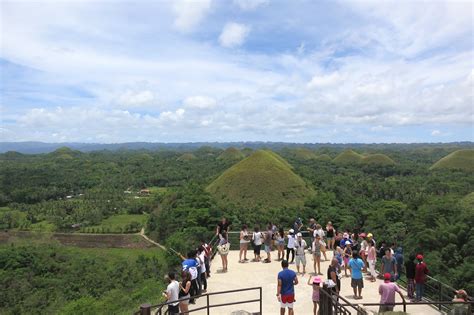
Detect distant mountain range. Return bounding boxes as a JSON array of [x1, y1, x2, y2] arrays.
[[0, 141, 473, 154]]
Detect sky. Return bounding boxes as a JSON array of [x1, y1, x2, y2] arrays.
[[0, 0, 473, 143]]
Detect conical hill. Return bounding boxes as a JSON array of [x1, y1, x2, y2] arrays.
[[430, 149, 474, 171], [207, 150, 313, 208]]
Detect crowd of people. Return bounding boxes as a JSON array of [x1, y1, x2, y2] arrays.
[[160, 216, 470, 315]]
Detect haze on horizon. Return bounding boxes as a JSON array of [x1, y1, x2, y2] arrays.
[[0, 0, 473, 144]]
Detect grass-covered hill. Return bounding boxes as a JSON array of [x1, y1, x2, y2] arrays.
[[217, 147, 245, 161], [177, 153, 197, 162], [332, 149, 364, 164], [287, 147, 319, 160], [315, 154, 332, 161], [361, 153, 396, 166], [206, 150, 313, 208], [430, 149, 474, 171]]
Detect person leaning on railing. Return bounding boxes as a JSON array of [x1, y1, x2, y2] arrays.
[[450, 289, 471, 315]]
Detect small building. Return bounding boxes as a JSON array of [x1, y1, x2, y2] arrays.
[[139, 189, 151, 195]]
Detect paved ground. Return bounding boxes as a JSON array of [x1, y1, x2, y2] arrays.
[[191, 250, 441, 315]]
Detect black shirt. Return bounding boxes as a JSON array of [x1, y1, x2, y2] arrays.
[[217, 222, 230, 235], [327, 265, 341, 291], [405, 260, 416, 279]]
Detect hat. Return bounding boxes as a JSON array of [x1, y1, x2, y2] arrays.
[[455, 290, 468, 300], [313, 276, 322, 284], [297, 232, 302, 237], [384, 273, 391, 281], [416, 254, 423, 260], [344, 240, 352, 246], [289, 229, 294, 233], [343, 233, 349, 238], [367, 233, 373, 238], [359, 233, 366, 238]]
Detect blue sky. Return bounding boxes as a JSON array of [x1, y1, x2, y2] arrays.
[[0, 0, 473, 143]]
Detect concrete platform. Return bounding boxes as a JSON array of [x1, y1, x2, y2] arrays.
[[191, 250, 441, 315]]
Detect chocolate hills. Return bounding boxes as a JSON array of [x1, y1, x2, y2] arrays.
[[177, 153, 197, 162], [217, 147, 245, 161], [332, 149, 363, 164], [430, 149, 474, 171], [206, 150, 313, 208], [361, 154, 396, 166]]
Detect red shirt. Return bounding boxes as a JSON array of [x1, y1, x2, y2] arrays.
[[415, 262, 429, 283]]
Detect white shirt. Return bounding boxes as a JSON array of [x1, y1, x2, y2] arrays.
[[295, 239, 307, 256], [253, 232, 263, 246], [313, 228, 325, 238], [199, 252, 206, 273], [166, 280, 180, 306], [287, 234, 296, 249]]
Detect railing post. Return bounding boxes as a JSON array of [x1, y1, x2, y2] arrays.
[[207, 294, 210, 315], [259, 287, 262, 315], [438, 282, 442, 311], [140, 303, 151, 315], [403, 298, 406, 313]]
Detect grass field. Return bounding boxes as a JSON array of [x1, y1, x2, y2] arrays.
[[82, 214, 148, 233]]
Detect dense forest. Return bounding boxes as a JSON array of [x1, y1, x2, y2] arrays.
[[0, 143, 473, 314]]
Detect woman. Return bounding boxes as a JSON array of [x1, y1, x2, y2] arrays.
[[307, 275, 322, 315], [216, 217, 230, 240], [179, 271, 192, 314], [217, 237, 230, 272], [252, 226, 263, 262], [327, 258, 341, 293], [239, 224, 250, 263], [367, 239, 377, 282], [358, 233, 368, 272], [276, 227, 285, 261], [326, 221, 336, 251], [343, 241, 352, 277], [312, 234, 324, 275], [286, 228, 296, 263], [314, 224, 328, 261]]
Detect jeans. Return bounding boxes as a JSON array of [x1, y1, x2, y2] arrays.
[[286, 248, 295, 262], [416, 283, 425, 301]]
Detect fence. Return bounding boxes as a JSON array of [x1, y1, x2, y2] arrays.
[[137, 286, 262, 315]]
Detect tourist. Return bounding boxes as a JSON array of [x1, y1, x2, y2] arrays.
[[217, 237, 230, 272], [178, 271, 192, 314], [367, 233, 376, 247], [197, 246, 207, 292], [200, 239, 212, 277], [239, 224, 250, 263], [367, 240, 377, 282], [307, 275, 322, 315], [216, 217, 231, 240], [312, 234, 324, 275], [349, 252, 365, 299], [314, 224, 327, 261], [276, 227, 286, 261], [327, 258, 341, 293], [351, 232, 361, 254], [293, 217, 303, 233], [343, 241, 353, 277], [380, 249, 397, 281], [415, 254, 429, 301], [335, 232, 344, 248], [163, 272, 180, 315], [378, 273, 405, 313], [335, 246, 344, 267], [271, 222, 278, 249], [294, 232, 307, 274], [326, 221, 336, 251], [252, 226, 263, 262], [277, 259, 298, 315], [378, 241, 388, 260], [394, 247, 404, 280], [451, 289, 471, 315], [263, 224, 273, 263], [359, 233, 368, 271], [405, 253, 416, 301], [286, 229, 296, 263], [182, 251, 199, 303]]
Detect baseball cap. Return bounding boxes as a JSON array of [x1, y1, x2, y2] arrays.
[[313, 276, 322, 284], [359, 233, 367, 238], [297, 232, 302, 237], [384, 273, 391, 281], [416, 254, 423, 260], [289, 229, 294, 233], [367, 233, 373, 238]]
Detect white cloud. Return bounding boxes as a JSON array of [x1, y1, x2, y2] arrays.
[[233, 0, 269, 11], [307, 72, 341, 88], [431, 130, 441, 136], [117, 90, 155, 107], [219, 22, 250, 48], [183, 96, 217, 109], [172, 0, 212, 32]]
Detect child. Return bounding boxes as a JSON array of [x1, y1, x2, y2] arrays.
[[343, 241, 353, 277], [335, 246, 344, 267], [307, 275, 322, 315]]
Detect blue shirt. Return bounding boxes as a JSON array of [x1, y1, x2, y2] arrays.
[[182, 259, 197, 271], [278, 268, 297, 295], [349, 258, 364, 279]]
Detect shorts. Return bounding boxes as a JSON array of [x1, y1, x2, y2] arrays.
[[295, 255, 306, 266], [179, 294, 190, 305], [351, 278, 364, 289], [254, 244, 261, 255], [240, 242, 249, 249], [313, 252, 321, 258], [280, 294, 295, 308], [379, 305, 394, 312], [326, 236, 334, 240], [265, 245, 271, 253], [168, 304, 179, 314]]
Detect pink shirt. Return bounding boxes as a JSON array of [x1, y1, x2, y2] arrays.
[[368, 247, 376, 260], [379, 282, 401, 304]]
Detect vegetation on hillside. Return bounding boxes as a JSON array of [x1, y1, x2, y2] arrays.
[[430, 149, 474, 171], [217, 147, 245, 161], [332, 149, 364, 164]]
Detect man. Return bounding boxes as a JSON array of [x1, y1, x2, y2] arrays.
[[182, 251, 199, 303], [415, 254, 429, 301], [263, 225, 273, 263], [378, 273, 405, 313], [216, 217, 231, 240], [307, 218, 317, 252], [380, 249, 398, 281], [294, 232, 307, 274], [293, 217, 303, 233], [277, 260, 298, 315], [163, 272, 180, 314], [349, 252, 365, 299]]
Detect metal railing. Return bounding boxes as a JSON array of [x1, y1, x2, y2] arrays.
[[137, 286, 262, 315], [320, 283, 367, 314]]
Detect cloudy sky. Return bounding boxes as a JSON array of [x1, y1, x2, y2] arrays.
[[1, 0, 473, 143]]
